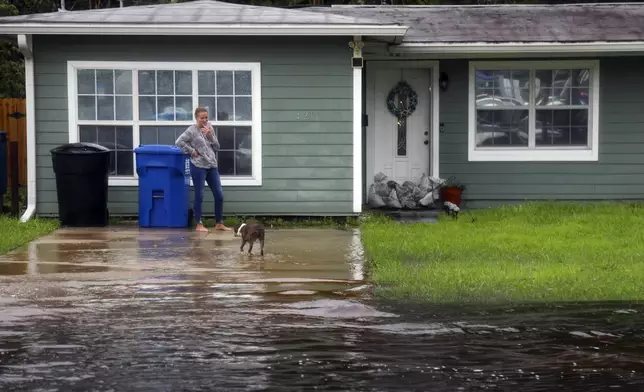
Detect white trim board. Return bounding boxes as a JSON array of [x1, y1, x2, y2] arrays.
[[468, 59, 600, 162], [0, 23, 408, 37], [67, 60, 263, 187], [390, 41, 644, 54], [364, 60, 440, 195]]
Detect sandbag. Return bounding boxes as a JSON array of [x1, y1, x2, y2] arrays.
[[398, 180, 420, 209], [367, 184, 386, 208]]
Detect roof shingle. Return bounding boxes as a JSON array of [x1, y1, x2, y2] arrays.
[[311, 3, 644, 43]]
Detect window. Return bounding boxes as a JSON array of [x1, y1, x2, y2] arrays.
[[468, 60, 599, 162], [68, 61, 262, 186]]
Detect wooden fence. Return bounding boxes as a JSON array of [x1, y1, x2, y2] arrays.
[[0, 98, 27, 186]]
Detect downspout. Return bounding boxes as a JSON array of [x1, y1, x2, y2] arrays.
[[17, 34, 36, 223]]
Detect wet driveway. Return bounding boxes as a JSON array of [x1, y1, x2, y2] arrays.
[[0, 227, 643, 391]]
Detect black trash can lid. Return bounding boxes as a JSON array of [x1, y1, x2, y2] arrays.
[[51, 142, 110, 155]]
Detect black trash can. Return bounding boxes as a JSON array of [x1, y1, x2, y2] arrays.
[[51, 142, 111, 227]]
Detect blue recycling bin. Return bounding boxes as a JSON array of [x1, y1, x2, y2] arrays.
[[134, 145, 191, 228]]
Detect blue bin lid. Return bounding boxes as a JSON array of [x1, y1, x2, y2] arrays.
[[134, 144, 185, 155]]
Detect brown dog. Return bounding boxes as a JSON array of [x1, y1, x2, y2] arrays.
[[233, 222, 265, 256]]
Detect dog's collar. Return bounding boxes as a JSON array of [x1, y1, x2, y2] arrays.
[[236, 223, 247, 236]]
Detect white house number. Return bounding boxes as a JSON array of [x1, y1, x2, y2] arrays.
[[295, 111, 319, 121]]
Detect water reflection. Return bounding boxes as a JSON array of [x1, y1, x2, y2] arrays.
[[1, 229, 643, 390]]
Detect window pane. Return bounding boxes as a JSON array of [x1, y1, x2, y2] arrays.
[[234, 71, 252, 95], [475, 69, 529, 107], [116, 151, 134, 176], [96, 70, 114, 95], [115, 70, 132, 95], [175, 71, 192, 95], [77, 69, 95, 94], [140, 127, 158, 145], [79, 126, 96, 142], [535, 109, 589, 146], [138, 70, 156, 95], [570, 87, 590, 106], [198, 96, 216, 116], [475, 109, 529, 147], [157, 96, 175, 121], [158, 126, 183, 145], [235, 97, 252, 121], [536, 69, 590, 106], [216, 71, 233, 95], [140, 126, 187, 146], [217, 150, 235, 175], [216, 126, 235, 149], [78, 126, 134, 176], [235, 127, 252, 150], [139, 96, 156, 121], [157, 70, 174, 95], [115, 96, 132, 121], [116, 126, 133, 149], [97, 96, 115, 121], [198, 71, 216, 95], [78, 96, 96, 120], [236, 127, 252, 176], [216, 97, 233, 121], [176, 97, 193, 121], [212, 126, 252, 176]]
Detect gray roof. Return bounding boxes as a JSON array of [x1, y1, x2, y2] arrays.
[[311, 3, 644, 43], [0, 0, 391, 26]]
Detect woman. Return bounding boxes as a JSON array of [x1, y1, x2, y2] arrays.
[[175, 107, 231, 232]]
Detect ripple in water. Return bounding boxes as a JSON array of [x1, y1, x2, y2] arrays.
[[1, 281, 644, 391]]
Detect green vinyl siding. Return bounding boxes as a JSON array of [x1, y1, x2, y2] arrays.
[[439, 57, 644, 208], [33, 36, 354, 217]]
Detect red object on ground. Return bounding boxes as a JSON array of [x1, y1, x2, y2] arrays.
[[440, 186, 463, 206]]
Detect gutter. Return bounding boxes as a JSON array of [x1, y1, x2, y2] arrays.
[[389, 41, 644, 54], [0, 23, 408, 37], [17, 34, 36, 223]]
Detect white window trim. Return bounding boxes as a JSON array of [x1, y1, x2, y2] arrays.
[[468, 60, 600, 162], [67, 61, 262, 187]]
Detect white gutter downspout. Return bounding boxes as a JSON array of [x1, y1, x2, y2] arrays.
[[17, 34, 36, 223], [350, 36, 363, 214]]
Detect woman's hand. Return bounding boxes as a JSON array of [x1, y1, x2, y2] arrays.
[[192, 150, 199, 158], [201, 126, 212, 137]]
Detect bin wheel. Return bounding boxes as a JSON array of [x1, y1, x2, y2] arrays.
[[188, 208, 194, 228]]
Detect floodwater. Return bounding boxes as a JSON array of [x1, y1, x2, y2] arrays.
[[0, 227, 643, 391]]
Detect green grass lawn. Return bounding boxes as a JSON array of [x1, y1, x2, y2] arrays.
[[360, 202, 644, 304], [0, 216, 59, 255]]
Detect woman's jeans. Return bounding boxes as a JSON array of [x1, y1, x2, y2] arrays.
[[189, 162, 224, 224]]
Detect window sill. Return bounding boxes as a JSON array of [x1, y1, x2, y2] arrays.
[[468, 148, 598, 162], [108, 176, 262, 187]]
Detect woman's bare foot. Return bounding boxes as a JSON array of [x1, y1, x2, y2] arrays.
[[214, 223, 232, 231], [195, 223, 209, 232]]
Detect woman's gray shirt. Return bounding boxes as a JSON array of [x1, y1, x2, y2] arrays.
[[175, 123, 220, 169]]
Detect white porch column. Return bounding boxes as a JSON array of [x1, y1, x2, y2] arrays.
[[350, 36, 364, 214]]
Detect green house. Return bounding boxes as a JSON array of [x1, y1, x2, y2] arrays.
[[1, 1, 643, 221]]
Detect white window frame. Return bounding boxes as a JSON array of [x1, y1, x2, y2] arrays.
[[67, 61, 263, 186], [468, 60, 600, 162]]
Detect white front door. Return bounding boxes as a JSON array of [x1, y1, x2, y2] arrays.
[[369, 67, 431, 186]]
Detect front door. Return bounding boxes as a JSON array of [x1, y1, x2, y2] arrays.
[[370, 67, 431, 185]]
